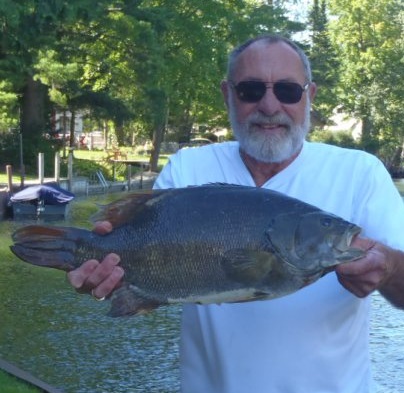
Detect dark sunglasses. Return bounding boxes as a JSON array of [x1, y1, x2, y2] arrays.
[[232, 80, 309, 104]]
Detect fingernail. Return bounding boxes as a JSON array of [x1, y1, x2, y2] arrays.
[[108, 253, 121, 264]]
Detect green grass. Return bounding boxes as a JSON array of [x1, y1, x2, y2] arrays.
[[0, 370, 42, 393], [0, 174, 34, 185], [0, 149, 169, 184], [0, 196, 104, 393], [73, 148, 170, 168]]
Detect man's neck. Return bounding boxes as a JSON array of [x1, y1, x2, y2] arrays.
[[240, 148, 301, 187]]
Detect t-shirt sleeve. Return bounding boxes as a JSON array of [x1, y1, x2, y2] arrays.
[[354, 157, 404, 250], [153, 158, 176, 190]]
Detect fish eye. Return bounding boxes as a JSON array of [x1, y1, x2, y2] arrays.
[[321, 218, 333, 227]]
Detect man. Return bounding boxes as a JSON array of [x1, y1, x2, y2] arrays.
[[68, 35, 404, 392]]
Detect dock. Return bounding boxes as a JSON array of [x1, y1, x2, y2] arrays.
[[0, 357, 64, 393]]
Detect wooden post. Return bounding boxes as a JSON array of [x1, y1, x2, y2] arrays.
[[38, 153, 44, 184], [67, 149, 74, 191], [127, 163, 132, 190], [19, 132, 25, 188], [54, 151, 60, 183], [6, 165, 13, 191]]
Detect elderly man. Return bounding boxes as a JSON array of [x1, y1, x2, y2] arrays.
[[69, 35, 404, 393]]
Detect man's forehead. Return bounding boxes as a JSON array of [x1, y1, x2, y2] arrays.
[[234, 41, 305, 80], [240, 39, 300, 61]]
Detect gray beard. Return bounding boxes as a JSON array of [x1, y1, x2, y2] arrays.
[[229, 95, 311, 163]]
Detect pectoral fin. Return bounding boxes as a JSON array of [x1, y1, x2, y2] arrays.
[[221, 249, 278, 285]]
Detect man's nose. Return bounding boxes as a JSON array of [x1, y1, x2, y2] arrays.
[[256, 87, 282, 115]]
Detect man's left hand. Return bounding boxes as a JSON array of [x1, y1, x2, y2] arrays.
[[335, 237, 394, 298]]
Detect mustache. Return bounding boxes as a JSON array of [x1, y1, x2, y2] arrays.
[[245, 112, 294, 127]]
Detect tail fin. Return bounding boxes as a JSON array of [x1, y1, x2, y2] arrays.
[[10, 225, 89, 271]]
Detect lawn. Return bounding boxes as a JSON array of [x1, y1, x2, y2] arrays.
[[0, 195, 109, 392], [0, 370, 42, 393], [0, 149, 170, 185], [0, 227, 45, 393]]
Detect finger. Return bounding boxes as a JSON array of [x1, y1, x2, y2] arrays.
[[91, 265, 125, 300], [93, 221, 113, 235], [82, 253, 121, 291], [336, 262, 383, 297], [350, 236, 376, 252], [337, 278, 369, 298], [67, 259, 99, 290], [337, 271, 379, 297], [67, 253, 121, 294], [336, 251, 386, 278], [336, 259, 370, 276]]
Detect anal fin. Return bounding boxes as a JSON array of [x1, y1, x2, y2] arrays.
[[108, 284, 162, 317]]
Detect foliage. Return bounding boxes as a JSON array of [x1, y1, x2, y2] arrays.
[[0, 0, 306, 172], [70, 157, 130, 181], [0, 128, 61, 175], [70, 158, 106, 178], [0, 81, 19, 132], [0, 0, 112, 167], [308, 127, 404, 176], [201, 132, 219, 142], [307, 0, 340, 121], [308, 128, 359, 149], [0, 0, 403, 171], [327, 0, 404, 153]]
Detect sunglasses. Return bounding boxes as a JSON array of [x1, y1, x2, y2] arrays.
[[232, 80, 309, 104]]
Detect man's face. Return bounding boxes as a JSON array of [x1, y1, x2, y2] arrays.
[[222, 41, 316, 163]]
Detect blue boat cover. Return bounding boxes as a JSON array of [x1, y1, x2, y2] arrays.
[[10, 183, 75, 205]]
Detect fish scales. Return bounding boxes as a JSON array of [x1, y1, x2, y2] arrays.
[[10, 184, 364, 317]]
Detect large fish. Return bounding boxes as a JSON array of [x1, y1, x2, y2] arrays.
[[10, 184, 364, 317]]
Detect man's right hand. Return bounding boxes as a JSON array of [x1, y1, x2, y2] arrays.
[[67, 221, 124, 300]]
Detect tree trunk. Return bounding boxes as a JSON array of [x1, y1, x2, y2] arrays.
[[20, 77, 48, 136], [115, 120, 125, 146], [360, 115, 377, 153], [150, 121, 165, 172], [103, 121, 109, 150], [149, 92, 168, 172]]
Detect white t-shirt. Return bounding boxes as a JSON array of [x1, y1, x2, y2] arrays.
[[154, 141, 404, 393]]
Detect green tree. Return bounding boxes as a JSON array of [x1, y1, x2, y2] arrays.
[[0, 0, 307, 173], [135, 0, 305, 170], [328, 0, 404, 161], [307, 0, 340, 122], [0, 0, 113, 169]]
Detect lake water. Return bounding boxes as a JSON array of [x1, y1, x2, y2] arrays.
[[370, 294, 404, 393], [0, 274, 403, 393], [0, 195, 403, 392]]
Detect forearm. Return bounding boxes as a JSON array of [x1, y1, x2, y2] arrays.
[[378, 247, 404, 310]]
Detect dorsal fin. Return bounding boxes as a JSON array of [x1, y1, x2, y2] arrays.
[[90, 189, 167, 229]]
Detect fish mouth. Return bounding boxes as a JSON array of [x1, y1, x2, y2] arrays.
[[334, 224, 364, 261]]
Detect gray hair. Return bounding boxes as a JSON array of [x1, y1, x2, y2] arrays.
[[227, 35, 312, 82]]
